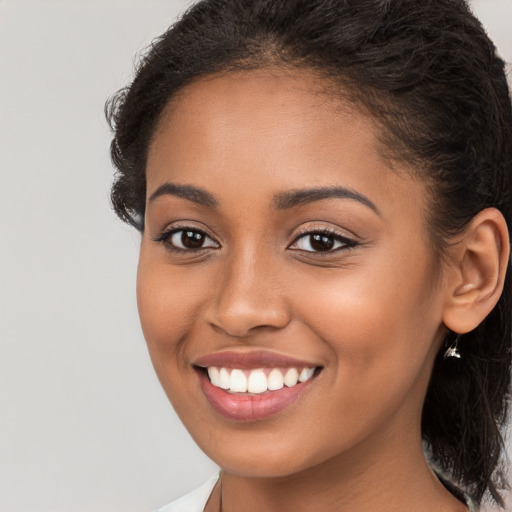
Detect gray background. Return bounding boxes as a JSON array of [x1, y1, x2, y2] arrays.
[[1, 1, 511, 510]]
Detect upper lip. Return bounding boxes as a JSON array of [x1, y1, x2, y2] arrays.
[[193, 350, 321, 370]]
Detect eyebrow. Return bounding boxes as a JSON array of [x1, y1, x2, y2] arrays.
[[148, 182, 379, 216], [149, 183, 218, 207], [273, 186, 380, 215]]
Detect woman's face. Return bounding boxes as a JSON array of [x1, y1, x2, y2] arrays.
[[138, 70, 448, 477]]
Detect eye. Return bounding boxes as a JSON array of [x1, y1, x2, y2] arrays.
[[289, 230, 357, 253], [153, 227, 219, 251]]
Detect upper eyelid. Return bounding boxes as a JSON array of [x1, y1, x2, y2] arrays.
[[290, 233, 355, 245], [152, 227, 221, 254], [152, 223, 357, 248], [288, 226, 359, 252], [152, 222, 220, 243], [290, 225, 357, 243]]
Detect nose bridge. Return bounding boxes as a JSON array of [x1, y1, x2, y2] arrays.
[[207, 243, 290, 337]]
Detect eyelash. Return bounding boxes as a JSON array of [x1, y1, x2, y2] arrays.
[[152, 226, 358, 254], [152, 226, 218, 253], [289, 227, 358, 254]]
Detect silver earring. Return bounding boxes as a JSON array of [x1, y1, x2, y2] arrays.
[[444, 334, 461, 359]]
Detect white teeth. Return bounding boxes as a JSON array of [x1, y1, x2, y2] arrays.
[[247, 370, 267, 394], [206, 366, 317, 394], [207, 367, 220, 387], [219, 368, 230, 389], [299, 367, 315, 382], [284, 368, 299, 387], [267, 368, 284, 390], [229, 369, 247, 392]]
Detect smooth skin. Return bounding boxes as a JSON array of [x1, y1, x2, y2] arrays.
[[137, 69, 509, 512]]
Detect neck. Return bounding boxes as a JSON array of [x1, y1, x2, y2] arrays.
[[209, 420, 467, 512]]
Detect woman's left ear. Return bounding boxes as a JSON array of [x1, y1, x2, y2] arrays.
[[442, 208, 510, 334]]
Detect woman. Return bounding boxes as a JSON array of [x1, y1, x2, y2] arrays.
[[106, 0, 511, 510]]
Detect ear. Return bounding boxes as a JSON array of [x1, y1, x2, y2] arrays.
[[442, 208, 510, 334]]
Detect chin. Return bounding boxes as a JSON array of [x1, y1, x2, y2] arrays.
[[210, 451, 312, 479], [190, 426, 338, 479]]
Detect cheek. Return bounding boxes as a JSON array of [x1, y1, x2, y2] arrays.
[[136, 250, 207, 418], [284, 285, 438, 453], [290, 250, 441, 393], [136, 247, 201, 370]]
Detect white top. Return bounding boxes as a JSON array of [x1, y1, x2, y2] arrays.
[[156, 474, 219, 512], [155, 472, 478, 511]]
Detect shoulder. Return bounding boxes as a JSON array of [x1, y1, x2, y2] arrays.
[[155, 473, 220, 512]]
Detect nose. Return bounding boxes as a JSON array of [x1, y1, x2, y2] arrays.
[[204, 250, 291, 338]]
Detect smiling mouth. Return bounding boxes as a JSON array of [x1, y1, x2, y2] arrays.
[[193, 351, 323, 420], [195, 365, 322, 421], [203, 366, 319, 394]]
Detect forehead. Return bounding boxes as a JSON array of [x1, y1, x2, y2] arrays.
[[158, 68, 356, 127], [150, 71, 378, 171], [146, 69, 426, 219]]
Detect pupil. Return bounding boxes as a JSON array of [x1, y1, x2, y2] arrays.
[[182, 230, 204, 248], [311, 234, 334, 251]]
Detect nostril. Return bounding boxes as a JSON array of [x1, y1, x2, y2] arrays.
[[207, 319, 286, 339]]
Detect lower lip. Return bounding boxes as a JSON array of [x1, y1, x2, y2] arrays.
[[197, 369, 317, 422]]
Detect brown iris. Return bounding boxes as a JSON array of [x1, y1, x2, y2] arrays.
[[181, 230, 206, 249], [310, 233, 335, 251]]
